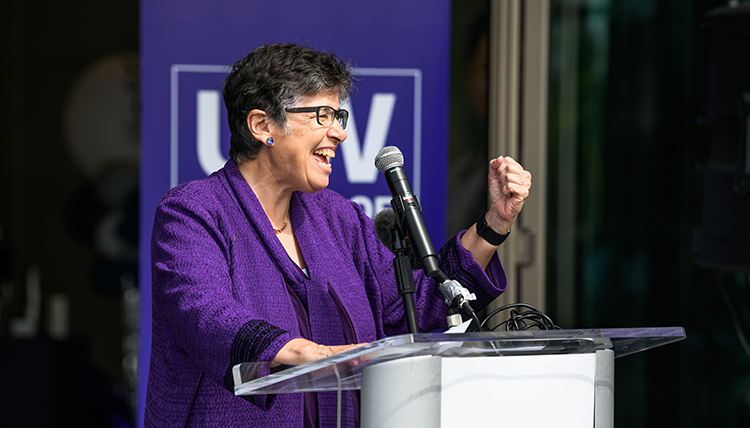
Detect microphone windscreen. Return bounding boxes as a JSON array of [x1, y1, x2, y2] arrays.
[[373, 208, 396, 250], [373, 207, 419, 270], [374, 146, 404, 172]]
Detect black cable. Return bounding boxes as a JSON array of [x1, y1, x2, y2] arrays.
[[487, 319, 511, 332], [458, 299, 491, 332], [476, 303, 561, 332], [481, 303, 542, 327], [470, 310, 486, 332], [509, 310, 522, 331]]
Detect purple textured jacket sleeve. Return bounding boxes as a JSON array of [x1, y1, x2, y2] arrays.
[[149, 184, 299, 406]]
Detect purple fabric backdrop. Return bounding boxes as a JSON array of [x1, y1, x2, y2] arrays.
[[138, 1, 451, 425]]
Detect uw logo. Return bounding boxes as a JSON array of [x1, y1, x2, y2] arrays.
[[170, 65, 422, 218]]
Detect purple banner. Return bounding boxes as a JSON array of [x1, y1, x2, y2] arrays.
[[139, 1, 451, 425]]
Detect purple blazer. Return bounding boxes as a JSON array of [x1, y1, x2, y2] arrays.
[[144, 160, 507, 427]]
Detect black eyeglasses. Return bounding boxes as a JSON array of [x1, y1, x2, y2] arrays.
[[285, 106, 349, 129]]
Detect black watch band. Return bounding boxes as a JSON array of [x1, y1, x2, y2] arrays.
[[476, 214, 510, 246]]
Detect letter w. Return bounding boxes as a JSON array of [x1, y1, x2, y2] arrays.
[[341, 93, 397, 183]]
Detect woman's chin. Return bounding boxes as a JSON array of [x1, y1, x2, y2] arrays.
[[304, 176, 330, 193]]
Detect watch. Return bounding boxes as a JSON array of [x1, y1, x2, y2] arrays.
[[476, 214, 510, 246]]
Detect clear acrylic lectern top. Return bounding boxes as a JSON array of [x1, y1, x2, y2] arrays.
[[233, 327, 685, 396]]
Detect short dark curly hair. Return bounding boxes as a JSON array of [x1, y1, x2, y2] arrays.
[[222, 43, 354, 164]]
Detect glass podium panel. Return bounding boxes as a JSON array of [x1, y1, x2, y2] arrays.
[[233, 327, 685, 396]]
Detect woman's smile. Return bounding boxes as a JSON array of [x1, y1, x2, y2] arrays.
[[312, 147, 335, 169]]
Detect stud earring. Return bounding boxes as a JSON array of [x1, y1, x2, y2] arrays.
[[266, 137, 274, 146]]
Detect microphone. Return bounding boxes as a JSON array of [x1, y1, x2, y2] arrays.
[[374, 146, 476, 319], [374, 208, 417, 270], [374, 147, 443, 279]]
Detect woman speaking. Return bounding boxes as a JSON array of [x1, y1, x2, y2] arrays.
[[145, 43, 532, 427]]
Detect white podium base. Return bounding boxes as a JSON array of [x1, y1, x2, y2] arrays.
[[360, 349, 614, 428]]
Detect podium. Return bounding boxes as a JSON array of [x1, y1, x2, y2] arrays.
[[233, 327, 685, 427]]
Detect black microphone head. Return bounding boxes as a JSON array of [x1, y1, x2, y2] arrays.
[[375, 146, 404, 172], [373, 208, 397, 250]]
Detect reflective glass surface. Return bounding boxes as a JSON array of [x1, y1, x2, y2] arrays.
[[233, 327, 685, 395]]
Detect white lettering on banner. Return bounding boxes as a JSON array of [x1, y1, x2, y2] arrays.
[[197, 90, 228, 174], [350, 194, 393, 219], [341, 93, 397, 183], [195, 90, 397, 183], [173, 66, 420, 196]]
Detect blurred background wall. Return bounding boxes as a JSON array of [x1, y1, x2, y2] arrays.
[[0, 1, 139, 426]]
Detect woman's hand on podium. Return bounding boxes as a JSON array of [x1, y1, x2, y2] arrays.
[[271, 338, 365, 367]]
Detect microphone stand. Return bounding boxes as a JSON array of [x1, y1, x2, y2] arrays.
[[390, 227, 420, 334], [388, 194, 477, 330], [390, 216, 476, 331]]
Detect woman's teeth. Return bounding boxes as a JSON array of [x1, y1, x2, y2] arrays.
[[313, 148, 335, 167]]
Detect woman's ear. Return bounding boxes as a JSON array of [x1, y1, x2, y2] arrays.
[[246, 109, 272, 141]]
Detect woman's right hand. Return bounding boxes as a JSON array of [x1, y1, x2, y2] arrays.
[[271, 338, 364, 367]]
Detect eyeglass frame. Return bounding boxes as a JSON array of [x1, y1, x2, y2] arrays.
[[284, 105, 349, 130]]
